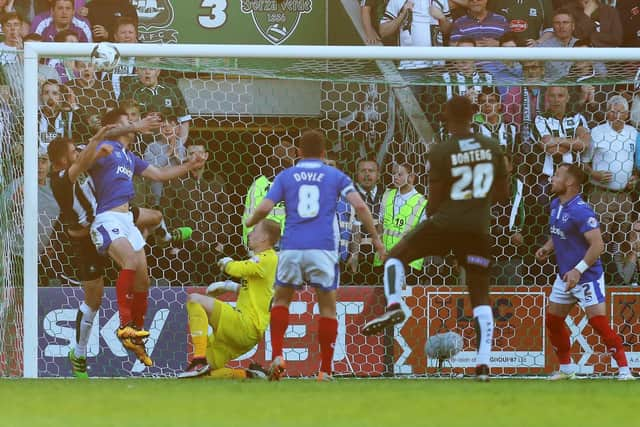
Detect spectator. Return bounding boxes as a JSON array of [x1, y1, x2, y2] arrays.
[[0, 12, 23, 65], [617, 0, 640, 46], [532, 86, 589, 178], [428, 38, 492, 129], [37, 145, 59, 259], [571, 0, 622, 47], [489, 0, 554, 46], [360, 0, 389, 45], [484, 32, 522, 83], [83, 0, 137, 42], [380, 0, 453, 69], [143, 114, 187, 207], [450, 0, 508, 46], [120, 65, 192, 140], [48, 29, 79, 83], [538, 8, 579, 80], [583, 95, 638, 285], [474, 87, 518, 155], [66, 60, 116, 113], [374, 162, 427, 272], [486, 32, 523, 122], [519, 60, 546, 140], [490, 153, 526, 286], [38, 79, 76, 146], [162, 144, 233, 285], [65, 59, 116, 140], [0, 0, 16, 39], [31, 0, 91, 42], [442, 38, 493, 102], [346, 158, 384, 285], [564, 39, 609, 126], [109, 16, 139, 100], [565, 39, 607, 82]]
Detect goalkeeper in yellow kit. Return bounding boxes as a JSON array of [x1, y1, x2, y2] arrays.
[[177, 219, 280, 379]]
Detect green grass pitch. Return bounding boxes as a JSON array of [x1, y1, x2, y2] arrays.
[[0, 378, 635, 427]]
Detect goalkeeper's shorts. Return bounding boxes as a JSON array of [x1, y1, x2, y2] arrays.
[[206, 300, 261, 369]]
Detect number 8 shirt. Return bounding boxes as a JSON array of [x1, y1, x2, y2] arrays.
[[265, 159, 355, 251]]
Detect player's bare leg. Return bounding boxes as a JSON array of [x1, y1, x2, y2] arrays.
[[584, 303, 634, 380], [268, 286, 295, 381], [315, 289, 337, 381], [136, 207, 192, 246], [466, 264, 493, 382], [546, 302, 576, 380]]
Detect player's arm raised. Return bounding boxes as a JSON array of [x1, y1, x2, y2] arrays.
[[141, 149, 208, 182], [67, 125, 115, 183], [346, 190, 385, 259], [245, 198, 275, 228], [562, 228, 605, 291]]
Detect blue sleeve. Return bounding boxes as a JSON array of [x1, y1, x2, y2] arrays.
[[265, 172, 284, 204], [133, 152, 150, 175], [92, 142, 109, 169], [577, 208, 600, 234], [338, 171, 355, 198]]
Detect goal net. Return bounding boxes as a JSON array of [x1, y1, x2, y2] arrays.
[[5, 43, 640, 378]]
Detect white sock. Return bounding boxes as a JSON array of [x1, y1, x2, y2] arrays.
[[619, 366, 631, 376], [75, 302, 97, 358], [383, 258, 404, 307], [473, 305, 494, 366], [158, 219, 172, 241], [559, 364, 575, 374]]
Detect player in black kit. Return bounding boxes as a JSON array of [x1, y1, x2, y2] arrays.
[[362, 96, 509, 380]]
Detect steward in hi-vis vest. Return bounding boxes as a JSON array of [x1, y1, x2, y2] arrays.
[[242, 175, 285, 248], [374, 163, 427, 270]]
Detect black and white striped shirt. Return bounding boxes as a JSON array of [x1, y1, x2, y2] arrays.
[[50, 168, 97, 230], [531, 111, 588, 176]]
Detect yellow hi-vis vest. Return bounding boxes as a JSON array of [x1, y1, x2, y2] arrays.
[[241, 175, 285, 247], [374, 188, 427, 270]]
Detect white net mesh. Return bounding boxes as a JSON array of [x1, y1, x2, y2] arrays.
[[5, 46, 640, 377], [0, 53, 24, 376]]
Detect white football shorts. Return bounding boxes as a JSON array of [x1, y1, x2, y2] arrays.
[[90, 211, 145, 254], [276, 249, 339, 290], [549, 273, 606, 308]]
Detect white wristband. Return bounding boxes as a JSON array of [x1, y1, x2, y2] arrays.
[[574, 260, 589, 274]]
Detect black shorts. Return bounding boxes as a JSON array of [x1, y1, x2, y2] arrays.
[[69, 233, 105, 282], [388, 218, 491, 273]]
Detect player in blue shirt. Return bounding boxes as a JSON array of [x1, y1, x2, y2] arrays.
[[89, 108, 207, 367], [245, 130, 385, 381], [535, 163, 633, 380]]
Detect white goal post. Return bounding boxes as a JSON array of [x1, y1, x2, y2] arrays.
[[21, 42, 640, 378]]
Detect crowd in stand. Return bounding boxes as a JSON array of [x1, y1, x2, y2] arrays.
[[1, 0, 640, 287]]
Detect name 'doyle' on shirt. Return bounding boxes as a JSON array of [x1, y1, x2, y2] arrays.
[[293, 171, 324, 182]]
